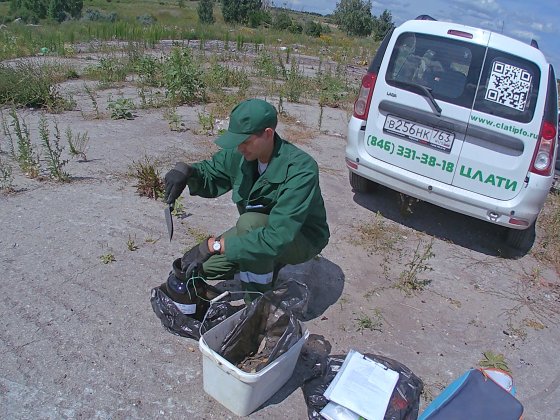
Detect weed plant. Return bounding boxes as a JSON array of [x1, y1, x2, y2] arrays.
[[135, 55, 163, 87], [163, 107, 185, 132], [0, 158, 14, 191], [83, 83, 102, 119], [284, 59, 306, 103], [171, 196, 185, 216], [254, 50, 279, 78], [107, 96, 135, 120], [1, 110, 16, 158], [197, 111, 215, 135], [479, 351, 511, 373], [130, 156, 164, 199], [8, 109, 40, 178], [39, 115, 69, 182], [127, 235, 139, 251], [355, 309, 383, 332], [163, 47, 205, 105], [137, 86, 166, 109], [204, 62, 250, 93], [65, 127, 90, 161], [100, 253, 116, 264], [317, 64, 350, 108], [398, 239, 435, 293]]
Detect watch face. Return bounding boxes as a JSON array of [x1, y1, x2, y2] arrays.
[[213, 241, 221, 252]]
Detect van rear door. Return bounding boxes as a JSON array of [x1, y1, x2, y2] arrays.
[[452, 34, 546, 200], [363, 21, 489, 185]]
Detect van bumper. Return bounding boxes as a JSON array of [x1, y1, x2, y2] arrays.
[[346, 118, 552, 230]]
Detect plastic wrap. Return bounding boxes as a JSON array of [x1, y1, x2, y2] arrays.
[[218, 279, 309, 372]]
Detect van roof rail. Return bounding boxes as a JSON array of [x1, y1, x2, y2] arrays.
[[415, 15, 436, 21], [530, 39, 540, 49]]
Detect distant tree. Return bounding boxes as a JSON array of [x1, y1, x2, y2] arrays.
[[10, 0, 82, 22], [197, 0, 214, 24], [372, 9, 395, 41], [221, 0, 262, 24], [248, 9, 270, 28], [47, 0, 65, 22], [288, 21, 303, 34], [333, 0, 373, 37], [67, 0, 83, 18], [304, 20, 322, 37], [272, 11, 292, 31]]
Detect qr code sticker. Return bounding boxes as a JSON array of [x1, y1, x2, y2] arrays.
[[485, 61, 532, 111]]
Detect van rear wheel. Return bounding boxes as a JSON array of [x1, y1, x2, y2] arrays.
[[505, 222, 536, 251], [349, 171, 376, 193]]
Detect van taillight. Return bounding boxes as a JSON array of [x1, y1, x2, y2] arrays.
[[353, 72, 377, 120], [529, 120, 557, 176]]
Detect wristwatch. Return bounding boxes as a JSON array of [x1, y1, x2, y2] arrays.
[[212, 240, 221, 254]]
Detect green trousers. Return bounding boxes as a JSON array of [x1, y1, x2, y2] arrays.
[[202, 212, 318, 297]]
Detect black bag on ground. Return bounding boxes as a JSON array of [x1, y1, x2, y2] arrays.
[[150, 281, 239, 341], [302, 353, 423, 420], [218, 279, 309, 373]]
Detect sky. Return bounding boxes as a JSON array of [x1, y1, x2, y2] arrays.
[[278, 0, 560, 74]]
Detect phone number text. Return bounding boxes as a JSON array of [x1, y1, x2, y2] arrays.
[[367, 135, 454, 172]]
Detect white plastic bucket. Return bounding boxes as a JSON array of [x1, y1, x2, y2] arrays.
[[199, 309, 308, 416]]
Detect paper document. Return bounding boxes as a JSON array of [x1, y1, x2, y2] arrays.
[[323, 349, 399, 420]]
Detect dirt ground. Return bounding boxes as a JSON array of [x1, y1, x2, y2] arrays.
[[1, 45, 560, 419]]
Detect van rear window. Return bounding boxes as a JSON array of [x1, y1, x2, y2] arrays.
[[386, 32, 485, 108], [473, 49, 540, 123]]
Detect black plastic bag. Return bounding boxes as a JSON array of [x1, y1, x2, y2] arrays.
[[302, 353, 423, 420], [218, 279, 309, 373], [150, 283, 240, 340]]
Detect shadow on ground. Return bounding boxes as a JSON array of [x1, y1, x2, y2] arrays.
[[213, 256, 345, 316], [352, 185, 532, 258], [279, 256, 345, 321]]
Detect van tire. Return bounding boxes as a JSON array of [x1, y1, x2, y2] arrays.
[[505, 222, 536, 251], [349, 171, 376, 193]]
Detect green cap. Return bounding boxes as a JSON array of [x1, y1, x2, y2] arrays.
[[215, 99, 278, 149]]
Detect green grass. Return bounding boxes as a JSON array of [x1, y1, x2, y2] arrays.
[[0, 1, 379, 63]]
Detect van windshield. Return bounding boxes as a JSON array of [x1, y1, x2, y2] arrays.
[[386, 32, 485, 108]]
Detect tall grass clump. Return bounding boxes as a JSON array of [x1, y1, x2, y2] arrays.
[[254, 50, 280, 78], [204, 62, 250, 93], [84, 56, 130, 86], [0, 61, 63, 109], [130, 156, 164, 199], [39, 115, 69, 182], [316, 63, 350, 108], [7, 109, 40, 178], [284, 59, 306, 102]]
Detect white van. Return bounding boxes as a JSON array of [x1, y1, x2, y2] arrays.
[[346, 16, 558, 250]]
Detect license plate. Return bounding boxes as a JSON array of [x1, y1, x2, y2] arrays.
[[383, 115, 455, 152]]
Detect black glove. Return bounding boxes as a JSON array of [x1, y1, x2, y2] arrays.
[[181, 238, 213, 279], [164, 162, 194, 204]]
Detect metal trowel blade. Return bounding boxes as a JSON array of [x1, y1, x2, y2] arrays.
[[164, 203, 174, 241]]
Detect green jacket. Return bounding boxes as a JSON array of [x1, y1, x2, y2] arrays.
[[188, 134, 330, 264]]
